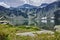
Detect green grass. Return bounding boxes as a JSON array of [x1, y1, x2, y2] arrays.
[[0, 24, 40, 40], [0, 24, 60, 40], [16, 32, 60, 40]]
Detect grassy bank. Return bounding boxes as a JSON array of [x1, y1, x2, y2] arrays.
[[16, 32, 60, 40], [0, 24, 60, 40], [0, 24, 40, 40]]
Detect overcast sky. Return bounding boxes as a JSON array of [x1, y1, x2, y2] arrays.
[[0, 0, 57, 7]]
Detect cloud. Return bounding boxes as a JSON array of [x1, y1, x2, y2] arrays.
[[26, 0, 57, 6], [0, 0, 57, 7], [0, 2, 10, 8], [4, 0, 25, 7]]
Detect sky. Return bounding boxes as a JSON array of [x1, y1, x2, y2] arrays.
[[0, 0, 57, 7]]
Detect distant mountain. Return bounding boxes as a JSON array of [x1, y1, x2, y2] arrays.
[[17, 4, 37, 9], [0, 1, 60, 25], [0, 6, 7, 11], [37, 1, 60, 19], [9, 7, 15, 10], [44, 1, 60, 11], [0, 1, 60, 17], [39, 3, 48, 8]]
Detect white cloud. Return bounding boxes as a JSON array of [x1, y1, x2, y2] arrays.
[[1, 0, 57, 7], [4, 0, 25, 7], [23, 0, 57, 6], [0, 2, 10, 8]]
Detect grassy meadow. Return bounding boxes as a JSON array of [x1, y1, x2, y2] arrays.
[[0, 24, 60, 40]]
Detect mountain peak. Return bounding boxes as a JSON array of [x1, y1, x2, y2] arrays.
[[18, 4, 37, 8], [22, 4, 30, 6], [0, 2, 10, 8], [40, 3, 48, 8]]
